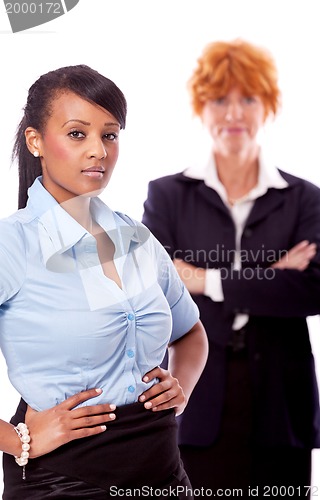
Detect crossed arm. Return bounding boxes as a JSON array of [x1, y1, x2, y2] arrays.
[[173, 240, 317, 297]]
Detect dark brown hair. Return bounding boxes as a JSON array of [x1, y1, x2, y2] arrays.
[[13, 64, 127, 208]]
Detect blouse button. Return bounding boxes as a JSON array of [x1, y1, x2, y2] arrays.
[[127, 313, 135, 321], [127, 349, 135, 358], [128, 385, 135, 393]]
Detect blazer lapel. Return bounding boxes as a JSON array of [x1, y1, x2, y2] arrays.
[[196, 182, 231, 217], [186, 171, 294, 227], [246, 188, 287, 227]]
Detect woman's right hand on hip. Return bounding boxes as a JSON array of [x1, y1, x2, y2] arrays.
[[25, 388, 116, 458]]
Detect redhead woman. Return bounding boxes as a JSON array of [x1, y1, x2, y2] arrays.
[[142, 40, 320, 496]]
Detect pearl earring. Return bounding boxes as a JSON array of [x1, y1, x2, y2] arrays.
[[33, 151, 39, 158]]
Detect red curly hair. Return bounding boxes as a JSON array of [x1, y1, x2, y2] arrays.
[[189, 39, 281, 120]]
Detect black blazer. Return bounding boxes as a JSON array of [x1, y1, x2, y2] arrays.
[[142, 169, 320, 448]]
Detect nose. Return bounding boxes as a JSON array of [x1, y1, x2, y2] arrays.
[[87, 137, 107, 159], [225, 101, 243, 122]]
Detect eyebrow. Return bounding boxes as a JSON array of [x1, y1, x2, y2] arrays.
[[62, 119, 120, 128]]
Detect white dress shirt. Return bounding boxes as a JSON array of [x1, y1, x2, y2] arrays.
[[184, 151, 288, 329]]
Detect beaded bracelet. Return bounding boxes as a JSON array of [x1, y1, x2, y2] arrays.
[[13, 422, 31, 467]]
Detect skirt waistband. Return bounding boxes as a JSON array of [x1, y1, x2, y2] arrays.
[[9, 398, 181, 490]]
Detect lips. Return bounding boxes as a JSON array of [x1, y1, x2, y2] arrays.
[[81, 166, 105, 178], [81, 166, 105, 173], [224, 127, 246, 134]]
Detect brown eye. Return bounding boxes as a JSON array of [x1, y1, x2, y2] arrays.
[[214, 97, 227, 105], [243, 96, 256, 104], [103, 133, 118, 141], [68, 130, 85, 139]]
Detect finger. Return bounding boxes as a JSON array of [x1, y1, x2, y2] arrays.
[[149, 400, 177, 412], [139, 378, 171, 401], [307, 242, 317, 250], [306, 245, 317, 256], [294, 247, 316, 264], [72, 403, 117, 418], [142, 366, 163, 383], [281, 245, 315, 264], [141, 380, 180, 407], [293, 240, 310, 249], [59, 389, 105, 411], [287, 241, 310, 257], [144, 391, 177, 410], [70, 412, 116, 430], [146, 387, 186, 412], [69, 424, 108, 442], [71, 403, 117, 419], [295, 244, 316, 255], [139, 385, 168, 403]]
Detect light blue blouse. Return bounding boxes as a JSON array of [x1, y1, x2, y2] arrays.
[[0, 178, 199, 411]]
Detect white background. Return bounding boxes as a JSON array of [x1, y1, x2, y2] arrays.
[[0, 0, 320, 492]]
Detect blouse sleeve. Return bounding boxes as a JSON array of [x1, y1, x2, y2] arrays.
[[0, 220, 26, 305], [151, 233, 199, 342]]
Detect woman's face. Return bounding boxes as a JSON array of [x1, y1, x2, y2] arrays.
[[30, 91, 121, 203], [201, 87, 265, 156]]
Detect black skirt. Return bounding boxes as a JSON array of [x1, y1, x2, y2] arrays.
[[3, 399, 193, 499]]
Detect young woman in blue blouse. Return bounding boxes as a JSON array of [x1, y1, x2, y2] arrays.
[[0, 65, 208, 499]]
